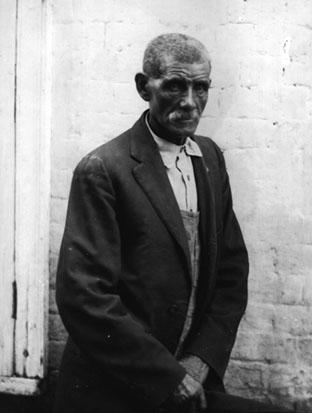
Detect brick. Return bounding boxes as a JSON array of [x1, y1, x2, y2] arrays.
[[220, 86, 280, 120], [273, 305, 312, 336], [49, 252, 59, 287], [212, 118, 276, 150], [50, 197, 68, 226], [279, 85, 312, 120], [297, 338, 312, 366], [242, 303, 276, 333], [238, 55, 283, 89], [267, 364, 302, 397], [225, 361, 266, 397], [50, 222, 64, 255], [79, 112, 140, 148], [49, 340, 66, 370], [232, 332, 298, 365], [302, 271, 312, 305], [215, 23, 287, 58], [282, 61, 312, 88], [49, 288, 59, 315], [49, 314, 68, 343], [287, 25, 312, 61], [111, 81, 146, 116]]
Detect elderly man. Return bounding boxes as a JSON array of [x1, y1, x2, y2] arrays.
[[54, 34, 292, 413]]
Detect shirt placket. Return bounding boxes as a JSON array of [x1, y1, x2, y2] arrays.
[[176, 149, 195, 212]]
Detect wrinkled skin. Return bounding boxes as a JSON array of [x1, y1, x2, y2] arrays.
[[136, 54, 211, 145]]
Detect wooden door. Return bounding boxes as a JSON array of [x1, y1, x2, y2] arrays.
[[0, 0, 50, 395], [0, 0, 16, 382]]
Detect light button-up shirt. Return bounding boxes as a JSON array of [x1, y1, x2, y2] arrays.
[[146, 117, 203, 212]]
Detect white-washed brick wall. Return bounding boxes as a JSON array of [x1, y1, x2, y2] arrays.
[[49, 1, 312, 411]]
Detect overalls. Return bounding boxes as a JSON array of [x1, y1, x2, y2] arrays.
[[175, 210, 200, 358]]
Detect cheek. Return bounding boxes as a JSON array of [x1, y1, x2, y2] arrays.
[[198, 96, 208, 111], [156, 97, 176, 117]]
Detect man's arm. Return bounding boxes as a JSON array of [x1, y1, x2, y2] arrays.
[[56, 154, 185, 407], [185, 145, 249, 380]]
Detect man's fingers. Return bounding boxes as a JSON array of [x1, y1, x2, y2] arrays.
[[172, 373, 207, 409], [179, 356, 210, 385], [182, 373, 202, 398]]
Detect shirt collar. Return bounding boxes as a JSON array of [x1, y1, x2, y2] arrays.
[[145, 113, 202, 168]]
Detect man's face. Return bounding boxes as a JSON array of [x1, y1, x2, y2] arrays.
[[146, 55, 211, 142]]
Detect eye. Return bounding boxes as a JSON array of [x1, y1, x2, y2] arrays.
[[194, 81, 209, 94], [165, 79, 185, 93]]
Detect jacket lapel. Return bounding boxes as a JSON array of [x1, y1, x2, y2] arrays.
[[192, 137, 218, 300], [191, 150, 217, 254], [130, 113, 192, 277]]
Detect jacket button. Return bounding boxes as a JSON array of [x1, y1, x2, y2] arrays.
[[168, 304, 179, 315]]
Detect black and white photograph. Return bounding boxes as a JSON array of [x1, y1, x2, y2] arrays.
[[0, 1, 311, 412]]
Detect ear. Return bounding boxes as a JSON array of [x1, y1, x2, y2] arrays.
[[135, 73, 151, 102]]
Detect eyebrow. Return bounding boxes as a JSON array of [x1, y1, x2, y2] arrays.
[[163, 76, 210, 84]]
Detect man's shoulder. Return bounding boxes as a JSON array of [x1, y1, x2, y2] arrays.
[[89, 128, 132, 161], [74, 128, 132, 176]]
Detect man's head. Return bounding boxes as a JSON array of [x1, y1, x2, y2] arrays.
[[135, 33, 211, 144]]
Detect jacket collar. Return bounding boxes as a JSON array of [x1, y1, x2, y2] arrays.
[[130, 111, 216, 281]]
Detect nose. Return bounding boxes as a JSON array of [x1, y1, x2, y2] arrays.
[[179, 85, 196, 109]]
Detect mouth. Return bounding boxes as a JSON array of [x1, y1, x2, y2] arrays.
[[169, 112, 198, 125], [177, 118, 196, 124]]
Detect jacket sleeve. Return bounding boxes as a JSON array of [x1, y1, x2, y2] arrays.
[[56, 154, 185, 407], [186, 145, 249, 380]]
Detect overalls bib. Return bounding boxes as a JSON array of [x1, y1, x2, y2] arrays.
[[175, 210, 200, 357]]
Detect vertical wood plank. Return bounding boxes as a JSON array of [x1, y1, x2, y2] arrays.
[[0, 0, 17, 377], [14, 0, 50, 378]]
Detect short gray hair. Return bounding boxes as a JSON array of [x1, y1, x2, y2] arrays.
[[143, 33, 211, 78]]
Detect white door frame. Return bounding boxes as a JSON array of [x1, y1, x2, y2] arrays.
[[0, 0, 51, 395]]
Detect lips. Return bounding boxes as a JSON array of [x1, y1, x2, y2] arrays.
[[178, 118, 195, 123], [169, 111, 198, 123]]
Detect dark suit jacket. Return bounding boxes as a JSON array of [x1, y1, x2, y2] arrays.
[[54, 111, 249, 413]]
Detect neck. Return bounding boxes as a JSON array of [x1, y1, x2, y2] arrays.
[[147, 113, 187, 145]]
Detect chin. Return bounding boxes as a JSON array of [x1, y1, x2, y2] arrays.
[[173, 125, 197, 137], [161, 118, 198, 140]]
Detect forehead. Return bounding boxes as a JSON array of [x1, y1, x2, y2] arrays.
[[159, 54, 211, 80]]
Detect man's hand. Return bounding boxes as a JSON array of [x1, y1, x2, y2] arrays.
[[171, 373, 207, 410], [179, 355, 210, 385]]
